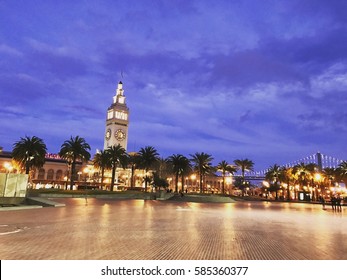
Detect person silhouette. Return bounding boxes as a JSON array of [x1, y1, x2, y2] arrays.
[[320, 196, 326, 210], [336, 195, 342, 212], [331, 195, 337, 211]]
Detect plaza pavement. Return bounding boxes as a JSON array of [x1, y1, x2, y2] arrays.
[[0, 197, 346, 260]]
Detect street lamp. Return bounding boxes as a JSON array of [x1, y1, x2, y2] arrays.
[[4, 162, 13, 173]]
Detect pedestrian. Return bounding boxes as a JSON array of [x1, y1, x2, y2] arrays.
[[320, 196, 326, 210], [331, 195, 336, 211], [336, 195, 342, 212]]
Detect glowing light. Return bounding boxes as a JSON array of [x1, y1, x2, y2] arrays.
[[3, 162, 13, 173], [262, 181, 269, 188], [314, 173, 322, 181]]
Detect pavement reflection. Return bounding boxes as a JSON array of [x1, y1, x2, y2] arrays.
[[0, 198, 346, 260]]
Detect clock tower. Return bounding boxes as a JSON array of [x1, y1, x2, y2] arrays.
[[104, 81, 129, 151]]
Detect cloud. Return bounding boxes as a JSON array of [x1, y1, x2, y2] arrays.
[[2, 0, 347, 170], [0, 44, 23, 56]]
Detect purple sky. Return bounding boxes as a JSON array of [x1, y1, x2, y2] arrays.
[[1, 0, 347, 171]]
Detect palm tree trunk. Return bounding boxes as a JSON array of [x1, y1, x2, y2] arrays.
[[199, 173, 203, 193], [222, 172, 225, 194], [144, 168, 148, 192], [110, 165, 116, 192], [25, 161, 30, 175], [70, 162, 76, 191], [175, 173, 179, 193], [130, 165, 135, 188], [101, 167, 105, 189], [241, 170, 245, 196], [181, 174, 185, 193]]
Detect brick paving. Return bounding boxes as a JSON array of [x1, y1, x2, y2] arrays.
[[0, 198, 346, 260]]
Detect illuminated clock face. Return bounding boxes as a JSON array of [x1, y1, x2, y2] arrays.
[[105, 129, 111, 140], [115, 129, 126, 141]]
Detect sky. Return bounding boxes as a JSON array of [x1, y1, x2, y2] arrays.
[[1, 0, 347, 171]]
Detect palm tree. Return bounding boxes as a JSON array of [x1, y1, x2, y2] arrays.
[[279, 166, 294, 201], [105, 144, 128, 192], [265, 164, 282, 200], [190, 152, 213, 193], [292, 162, 317, 188], [137, 146, 159, 192], [234, 158, 254, 182], [292, 162, 317, 200], [128, 152, 140, 188], [59, 136, 91, 190], [337, 161, 347, 185], [93, 150, 111, 189], [167, 154, 184, 193], [234, 158, 254, 196], [321, 167, 339, 196], [179, 156, 191, 193], [216, 160, 237, 194], [168, 154, 192, 193], [12, 136, 47, 175]]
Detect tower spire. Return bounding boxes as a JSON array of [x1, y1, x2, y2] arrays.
[[113, 81, 125, 104]]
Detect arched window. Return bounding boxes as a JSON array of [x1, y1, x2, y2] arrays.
[[47, 169, 54, 180], [31, 169, 36, 179], [56, 170, 63, 180], [38, 168, 45, 180]]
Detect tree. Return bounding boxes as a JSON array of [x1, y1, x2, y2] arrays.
[[279, 166, 294, 201], [265, 164, 282, 200], [216, 160, 237, 194], [292, 162, 317, 188], [292, 162, 317, 200], [234, 158, 254, 196], [128, 152, 140, 188], [337, 161, 347, 185], [152, 172, 169, 191], [137, 146, 159, 192], [234, 158, 254, 182], [12, 136, 47, 175], [179, 156, 191, 193], [105, 144, 128, 192], [93, 150, 111, 189], [59, 136, 91, 190], [322, 167, 337, 193], [167, 154, 184, 193], [190, 152, 213, 193]]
